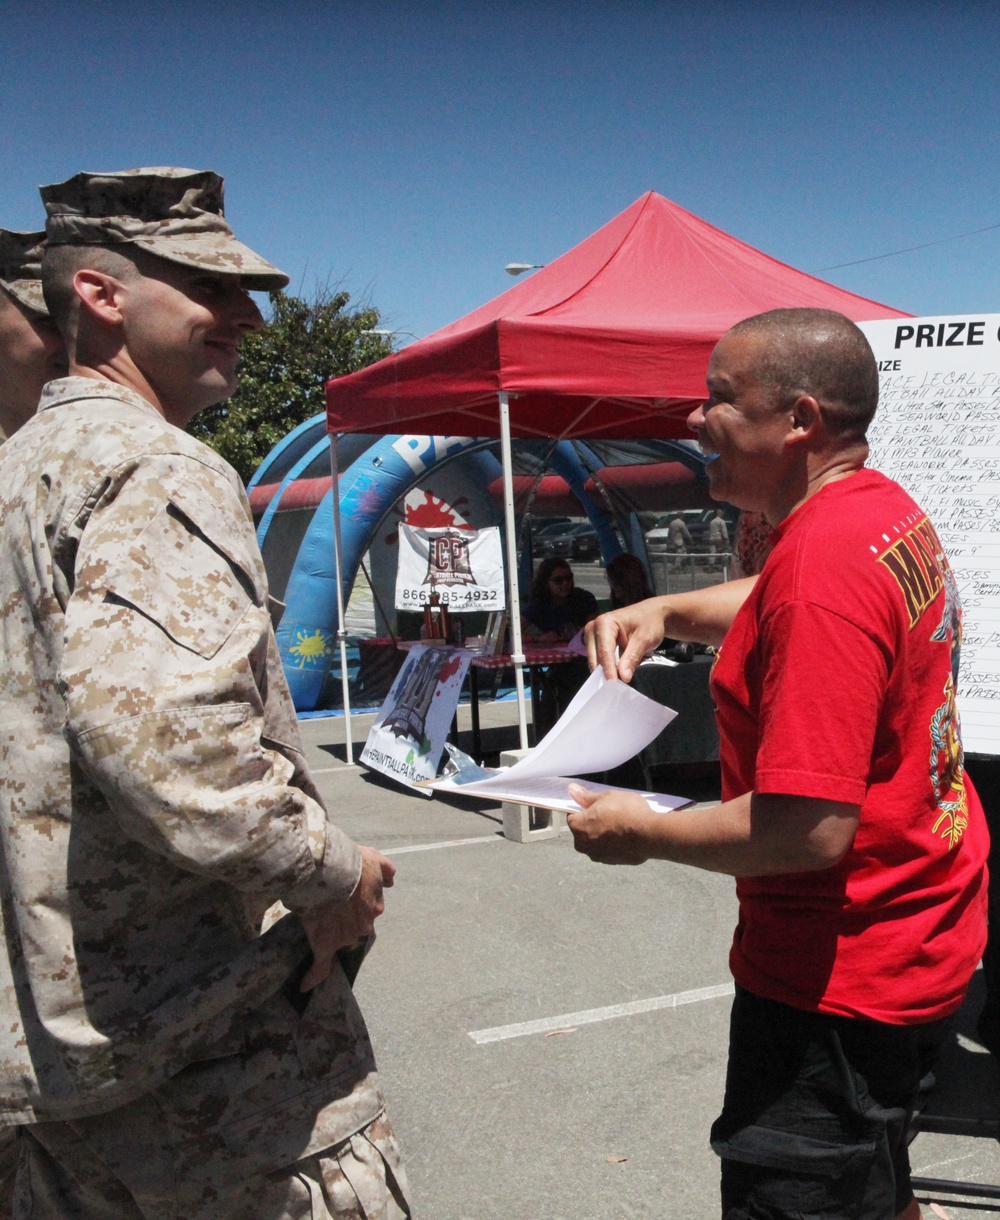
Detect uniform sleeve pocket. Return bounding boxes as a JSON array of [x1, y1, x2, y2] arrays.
[[104, 497, 261, 660]]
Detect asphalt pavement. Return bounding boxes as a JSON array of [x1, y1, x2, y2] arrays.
[[300, 705, 1000, 1219]]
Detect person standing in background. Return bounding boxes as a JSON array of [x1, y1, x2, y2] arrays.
[[666, 512, 693, 570], [707, 508, 730, 571]]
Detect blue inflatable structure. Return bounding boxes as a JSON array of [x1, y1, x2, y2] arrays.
[[250, 419, 706, 710]]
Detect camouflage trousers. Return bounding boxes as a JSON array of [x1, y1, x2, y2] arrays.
[[10, 1111, 410, 1219]]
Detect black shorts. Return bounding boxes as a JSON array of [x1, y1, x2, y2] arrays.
[[710, 986, 950, 1220]]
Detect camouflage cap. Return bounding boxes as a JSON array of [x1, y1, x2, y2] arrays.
[[40, 167, 289, 291], [0, 229, 48, 316]]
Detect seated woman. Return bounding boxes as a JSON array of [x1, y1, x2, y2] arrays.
[[606, 552, 653, 610], [522, 558, 598, 734], [522, 557, 599, 643], [607, 553, 700, 659]]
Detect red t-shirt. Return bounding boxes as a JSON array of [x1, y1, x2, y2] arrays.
[[711, 469, 989, 1024]]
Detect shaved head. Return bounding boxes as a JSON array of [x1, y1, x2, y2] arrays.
[[727, 308, 879, 440], [41, 244, 146, 337]]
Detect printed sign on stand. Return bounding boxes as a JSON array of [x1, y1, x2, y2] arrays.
[[859, 315, 1000, 757], [395, 525, 505, 612], [360, 644, 472, 791]]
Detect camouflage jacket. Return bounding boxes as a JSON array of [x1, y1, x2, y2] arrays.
[[0, 379, 380, 1139]]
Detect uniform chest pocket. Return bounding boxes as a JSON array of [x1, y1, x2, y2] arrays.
[[104, 498, 264, 661]]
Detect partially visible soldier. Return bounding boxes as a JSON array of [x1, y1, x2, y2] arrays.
[[0, 169, 409, 1218], [0, 229, 66, 439], [0, 230, 65, 1220]]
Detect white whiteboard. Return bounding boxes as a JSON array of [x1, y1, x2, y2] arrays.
[[859, 315, 1000, 756]]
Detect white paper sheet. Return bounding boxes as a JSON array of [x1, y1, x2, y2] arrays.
[[421, 666, 687, 811], [479, 666, 676, 787]]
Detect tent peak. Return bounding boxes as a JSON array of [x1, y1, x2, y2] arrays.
[[327, 192, 909, 440]]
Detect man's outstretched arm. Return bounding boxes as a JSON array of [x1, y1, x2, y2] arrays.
[[566, 785, 860, 877], [585, 576, 758, 682]]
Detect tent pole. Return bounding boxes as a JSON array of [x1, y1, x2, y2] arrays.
[[499, 392, 530, 751], [328, 434, 354, 762]]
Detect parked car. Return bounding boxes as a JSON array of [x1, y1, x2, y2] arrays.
[[540, 522, 601, 561], [532, 518, 574, 541]]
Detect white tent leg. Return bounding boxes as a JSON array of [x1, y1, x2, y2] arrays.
[[499, 392, 529, 750], [329, 434, 354, 762]]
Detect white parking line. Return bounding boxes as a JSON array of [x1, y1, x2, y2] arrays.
[[384, 834, 502, 856], [469, 981, 735, 1044]]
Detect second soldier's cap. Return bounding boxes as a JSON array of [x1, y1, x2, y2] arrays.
[[40, 167, 289, 292], [0, 230, 48, 316]]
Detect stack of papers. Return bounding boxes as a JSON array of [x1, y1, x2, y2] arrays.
[[421, 666, 692, 814]]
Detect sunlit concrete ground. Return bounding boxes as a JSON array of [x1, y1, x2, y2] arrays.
[[299, 705, 1000, 1219]]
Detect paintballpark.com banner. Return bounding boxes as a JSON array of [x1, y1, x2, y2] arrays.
[[360, 643, 472, 791]]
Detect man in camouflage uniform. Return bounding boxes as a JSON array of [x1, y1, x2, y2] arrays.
[[0, 169, 410, 1218], [0, 230, 66, 440], [0, 229, 66, 1220]]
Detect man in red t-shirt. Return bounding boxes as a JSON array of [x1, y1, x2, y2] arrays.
[[574, 308, 989, 1220]]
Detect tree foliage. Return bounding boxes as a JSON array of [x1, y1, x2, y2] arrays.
[[191, 287, 396, 484]]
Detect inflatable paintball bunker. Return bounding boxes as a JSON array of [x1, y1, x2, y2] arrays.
[[249, 420, 654, 710]]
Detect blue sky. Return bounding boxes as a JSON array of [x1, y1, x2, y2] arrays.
[[4, 1, 999, 339]]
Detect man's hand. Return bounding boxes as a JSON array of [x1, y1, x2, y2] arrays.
[[583, 578, 759, 682], [584, 604, 666, 683], [299, 846, 396, 991], [566, 784, 654, 865]]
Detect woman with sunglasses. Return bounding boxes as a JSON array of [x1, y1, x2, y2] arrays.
[[523, 557, 599, 645], [522, 558, 598, 734]]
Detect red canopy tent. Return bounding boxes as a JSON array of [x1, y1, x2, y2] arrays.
[[325, 192, 910, 749], [486, 461, 703, 517], [327, 190, 909, 441]]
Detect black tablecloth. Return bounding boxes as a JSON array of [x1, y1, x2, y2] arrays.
[[630, 654, 719, 778]]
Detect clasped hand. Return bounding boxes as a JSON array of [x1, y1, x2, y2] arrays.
[[298, 845, 395, 991], [566, 784, 653, 866]]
